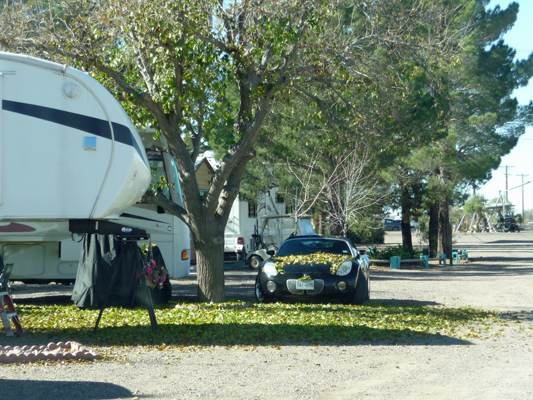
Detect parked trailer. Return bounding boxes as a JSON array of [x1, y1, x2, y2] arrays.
[[0, 53, 189, 282]]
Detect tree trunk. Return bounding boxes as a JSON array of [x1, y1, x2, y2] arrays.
[[400, 184, 413, 250], [401, 220, 412, 249], [437, 199, 452, 263], [328, 181, 344, 236], [428, 203, 439, 258], [194, 238, 225, 303]]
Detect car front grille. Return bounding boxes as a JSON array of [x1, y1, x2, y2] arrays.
[[286, 279, 325, 295]]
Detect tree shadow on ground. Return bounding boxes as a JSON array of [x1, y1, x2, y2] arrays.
[[0, 380, 133, 400], [370, 265, 533, 281], [500, 311, 533, 322], [10, 297, 483, 348], [370, 299, 442, 307], [19, 322, 472, 349], [14, 295, 73, 305]]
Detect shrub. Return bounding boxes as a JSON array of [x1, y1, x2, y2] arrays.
[[370, 245, 421, 260], [347, 226, 384, 245]]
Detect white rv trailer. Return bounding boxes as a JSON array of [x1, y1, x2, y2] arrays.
[[223, 186, 315, 267], [0, 53, 190, 282]]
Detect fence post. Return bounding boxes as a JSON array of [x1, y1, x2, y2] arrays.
[[390, 256, 401, 269]]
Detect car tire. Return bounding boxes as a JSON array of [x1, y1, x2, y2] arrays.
[[249, 255, 263, 270], [255, 275, 268, 303], [392, 227, 400, 232], [352, 271, 368, 305]]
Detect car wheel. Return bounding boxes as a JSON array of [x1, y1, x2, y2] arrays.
[[392, 227, 399, 232], [352, 271, 368, 305], [255, 275, 268, 303], [249, 255, 263, 270]]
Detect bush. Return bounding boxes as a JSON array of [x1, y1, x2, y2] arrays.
[[347, 226, 384, 245], [370, 245, 421, 260]]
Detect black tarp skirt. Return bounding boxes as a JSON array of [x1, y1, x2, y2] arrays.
[[72, 235, 171, 309]]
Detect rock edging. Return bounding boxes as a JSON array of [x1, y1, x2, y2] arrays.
[[0, 341, 103, 364]]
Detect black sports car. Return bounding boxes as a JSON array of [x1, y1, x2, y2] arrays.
[[255, 236, 370, 304]]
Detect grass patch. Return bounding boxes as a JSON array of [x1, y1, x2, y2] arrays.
[[14, 301, 499, 348]]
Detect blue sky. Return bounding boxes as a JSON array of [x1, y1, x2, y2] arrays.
[[476, 1, 533, 213]]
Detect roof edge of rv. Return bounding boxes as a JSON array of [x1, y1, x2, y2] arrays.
[[0, 52, 72, 74]]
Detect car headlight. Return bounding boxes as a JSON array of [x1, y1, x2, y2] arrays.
[[336, 261, 352, 276], [263, 261, 278, 276]]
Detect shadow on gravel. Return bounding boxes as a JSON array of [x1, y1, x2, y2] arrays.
[[13, 295, 73, 305], [0, 380, 133, 400], [500, 311, 533, 322], [471, 257, 533, 263], [371, 299, 442, 307], [370, 265, 533, 281]]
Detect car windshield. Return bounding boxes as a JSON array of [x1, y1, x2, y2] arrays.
[[276, 239, 352, 257]]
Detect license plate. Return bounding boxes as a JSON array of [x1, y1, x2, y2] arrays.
[[296, 280, 314, 290]]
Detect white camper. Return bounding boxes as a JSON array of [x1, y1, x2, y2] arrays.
[[0, 53, 190, 282], [0, 53, 150, 221]]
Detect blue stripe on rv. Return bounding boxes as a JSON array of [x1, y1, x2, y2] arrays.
[[2, 100, 144, 160]]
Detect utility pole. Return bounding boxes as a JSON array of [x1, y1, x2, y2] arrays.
[[504, 165, 514, 203], [517, 174, 529, 220]]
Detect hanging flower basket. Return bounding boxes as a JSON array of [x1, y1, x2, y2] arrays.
[[144, 276, 157, 289], [140, 259, 168, 289], [139, 244, 168, 290]]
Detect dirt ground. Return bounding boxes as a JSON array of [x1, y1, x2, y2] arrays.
[[1, 231, 533, 399]]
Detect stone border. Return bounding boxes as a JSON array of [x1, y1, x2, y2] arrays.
[[0, 341, 103, 364]]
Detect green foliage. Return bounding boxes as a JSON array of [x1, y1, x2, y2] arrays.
[[15, 301, 498, 349], [347, 225, 385, 245], [464, 194, 488, 216], [371, 245, 422, 260]]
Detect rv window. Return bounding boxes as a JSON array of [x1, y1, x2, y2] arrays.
[[148, 154, 170, 198], [248, 201, 257, 218], [169, 157, 184, 204]]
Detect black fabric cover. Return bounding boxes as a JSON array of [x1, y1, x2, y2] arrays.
[[72, 235, 142, 309]]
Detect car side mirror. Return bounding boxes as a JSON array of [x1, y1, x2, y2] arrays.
[[266, 250, 276, 257], [358, 250, 366, 256]]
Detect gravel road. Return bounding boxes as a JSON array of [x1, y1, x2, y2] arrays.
[[1, 232, 533, 400]]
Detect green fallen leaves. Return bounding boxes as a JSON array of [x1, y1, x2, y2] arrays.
[[14, 301, 499, 348]]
